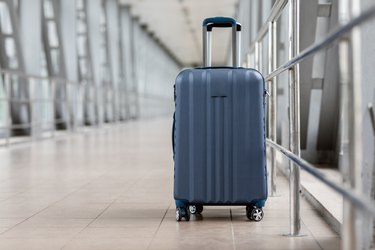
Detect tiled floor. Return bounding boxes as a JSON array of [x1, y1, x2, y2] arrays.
[[0, 118, 340, 250]]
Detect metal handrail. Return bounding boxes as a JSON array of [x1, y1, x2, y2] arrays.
[[0, 68, 75, 83], [265, 3, 375, 81], [245, 0, 375, 246], [267, 139, 375, 216], [0, 71, 76, 145], [0, 68, 135, 146]]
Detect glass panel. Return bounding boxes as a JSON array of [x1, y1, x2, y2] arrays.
[[77, 20, 86, 34], [40, 50, 49, 77], [47, 21, 59, 47], [43, 0, 54, 19], [5, 37, 15, 57], [50, 49, 60, 75], [77, 36, 86, 57], [100, 6, 106, 25], [0, 75, 6, 130], [13, 0, 19, 10], [77, 11, 85, 21], [76, 0, 84, 11], [0, 2, 13, 34], [79, 58, 88, 76], [5, 38, 18, 69]]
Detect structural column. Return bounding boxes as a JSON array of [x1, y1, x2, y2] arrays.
[[60, 0, 78, 129], [119, 6, 132, 120], [338, 0, 363, 249], [105, 0, 122, 122], [130, 17, 140, 119], [42, 0, 69, 130], [86, 0, 102, 125], [19, 0, 44, 136]]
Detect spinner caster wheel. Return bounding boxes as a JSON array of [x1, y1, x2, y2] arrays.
[[189, 205, 203, 215], [246, 205, 251, 214], [247, 207, 264, 222], [176, 208, 182, 221], [189, 205, 197, 214], [176, 207, 190, 221], [246, 205, 253, 219], [185, 208, 190, 221]]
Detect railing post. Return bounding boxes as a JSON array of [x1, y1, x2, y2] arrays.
[[339, 0, 363, 249], [64, 81, 72, 132], [29, 78, 37, 140], [93, 83, 99, 126], [77, 81, 83, 130], [288, 0, 301, 236], [254, 41, 262, 72], [246, 53, 251, 68], [268, 20, 278, 196], [4, 74, 11, 146], [50, 79, 56, 138]]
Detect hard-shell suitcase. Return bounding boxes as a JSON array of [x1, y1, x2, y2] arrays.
[[173, 17, 267, 222]]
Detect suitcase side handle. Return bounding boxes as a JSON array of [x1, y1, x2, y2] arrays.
[[202, 17, 241, 68]]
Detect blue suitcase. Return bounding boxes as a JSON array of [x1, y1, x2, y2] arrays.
[[173, 17, 267, 222]]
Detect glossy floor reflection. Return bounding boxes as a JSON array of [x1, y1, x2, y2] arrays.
[[0, 118, 339, 250]]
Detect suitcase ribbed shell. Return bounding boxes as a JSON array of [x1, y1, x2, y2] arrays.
[[174, 67, 267, 205]]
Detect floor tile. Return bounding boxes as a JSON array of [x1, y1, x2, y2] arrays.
[[0, 226, 83, 239], [0, 238, 67, 250], [62, 238, 152, 250], [0, 118, 340, 250], [315, 237, 341, 250]]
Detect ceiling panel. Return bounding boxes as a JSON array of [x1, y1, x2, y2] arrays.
[[119, 0, 238, 66]]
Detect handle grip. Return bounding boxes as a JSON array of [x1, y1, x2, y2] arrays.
[[203, 17, 237, 26], [202, 17, 241, 67], [203, 17, 241, 32]]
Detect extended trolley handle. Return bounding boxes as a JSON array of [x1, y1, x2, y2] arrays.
[[202, 17, 242, 67]]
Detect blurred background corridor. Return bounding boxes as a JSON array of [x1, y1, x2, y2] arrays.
[[0, 0, 374, 249]]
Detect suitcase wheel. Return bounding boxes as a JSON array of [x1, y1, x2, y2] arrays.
[[176, 208, 182, 221], [246, 206, 264, 222], [176, 207, 190, 222], [189, 205, 203, 215]]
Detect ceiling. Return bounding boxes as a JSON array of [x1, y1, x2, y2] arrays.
[[119, 0, 238, 66]]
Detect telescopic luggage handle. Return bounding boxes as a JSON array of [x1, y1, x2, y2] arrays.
[[202, 17, 242, 67]]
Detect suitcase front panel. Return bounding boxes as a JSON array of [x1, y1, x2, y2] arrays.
[[174, 68, 267, 205]]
